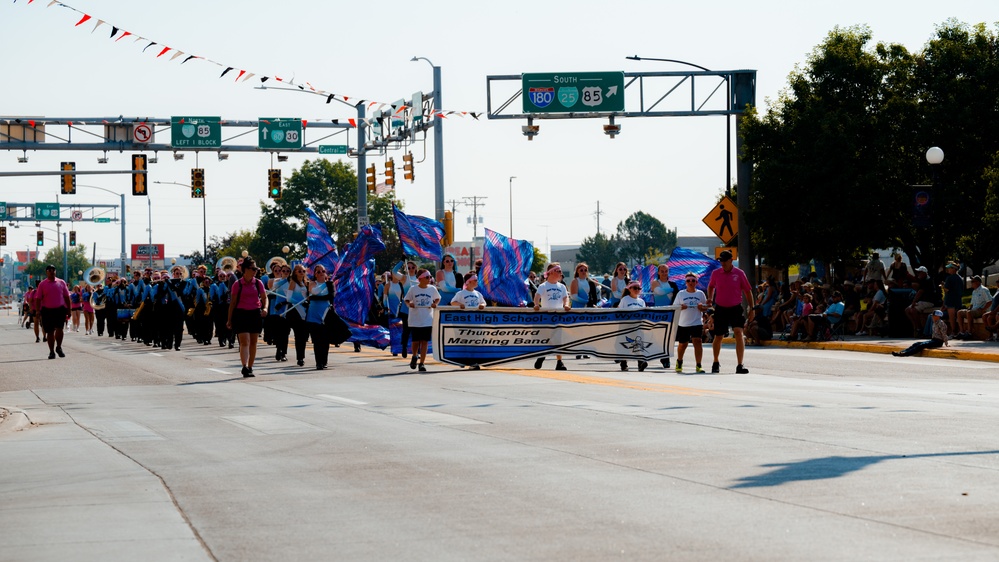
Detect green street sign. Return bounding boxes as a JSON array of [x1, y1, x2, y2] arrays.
[[522, 71, 625, 114], [94, 217, 111, 223], [259, 118, 302, 150], [35, 202, 60, 221], [171, 116, 222, 148], [318, 145, 348, 155]]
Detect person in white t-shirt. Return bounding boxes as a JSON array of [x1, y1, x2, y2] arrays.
[[617, 281, 649, 372], [532, 262, 571, 371], [404, 269, 441, 372], [673, 273, 708, 373], [451, 272, 486, 310]]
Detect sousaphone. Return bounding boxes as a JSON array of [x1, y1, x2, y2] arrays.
[[170, 264, 190, 279], [216, 256, 238, 275], [84, 266, 106, 287], [265, 256, 288, 274]]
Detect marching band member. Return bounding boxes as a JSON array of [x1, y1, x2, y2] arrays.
[[285, 264, 311, 367], [210, 271, 233, 348], [269, 264, 291, 361]]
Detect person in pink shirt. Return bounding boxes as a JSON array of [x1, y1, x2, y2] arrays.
[[706, 250, 755, 374], [33, 265, 72, 360], [227, 257, 269, 378]]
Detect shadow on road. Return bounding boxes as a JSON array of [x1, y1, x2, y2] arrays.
[[731, 450, 999, 488]]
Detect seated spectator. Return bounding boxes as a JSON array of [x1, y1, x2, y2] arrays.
[[856, 280, 887, 335], [982, 289, 999, 341], [905, 267, 941, 336], [956, 275, 993, 339], [806, 291, 844, 341], [892, 310, 948, 357], [746, 305, 773, 345], [788, 293, 813, 340]]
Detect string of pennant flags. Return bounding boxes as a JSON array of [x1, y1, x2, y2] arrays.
[[10, 0, 484, 127]]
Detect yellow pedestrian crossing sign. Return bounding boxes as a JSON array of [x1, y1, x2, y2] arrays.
[[703, 196, 739, 245]]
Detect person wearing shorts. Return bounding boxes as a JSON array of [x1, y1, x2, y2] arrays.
[[403, 269, 440, 372], [33, 265, 71, 360], [706, 251, 755, 374], [673, 273, 708, 373], [227, 257, 268, 378]]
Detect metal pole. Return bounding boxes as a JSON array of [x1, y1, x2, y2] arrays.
[[62, 232, 68, 281], [120, 193, 126, 275], [509, 176, 516, 237], [202, 195, 207, 265], [356, 103, 368, 229], [147, 196, 153, 269], [433, 64, 444, 223]]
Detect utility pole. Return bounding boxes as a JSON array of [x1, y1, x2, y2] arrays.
[[462, 196, 487, 266], [594, 201, 604, 235]]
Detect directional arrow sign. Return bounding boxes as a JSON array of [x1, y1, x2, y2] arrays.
[[35, 202, 60, 221], [170, 116, 221, 148], [258, 118, 303, 150], [522, 71, 625, 114]]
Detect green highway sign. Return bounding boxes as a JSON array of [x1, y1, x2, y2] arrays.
[[171, 116, 222, 148], [0, 203, 6, 220], [35, 202, 60, 221], [318, 145, 348, 155], [94, 217, 111, 223], [522, 71, 625, 114], [259, 118, 302, 150]]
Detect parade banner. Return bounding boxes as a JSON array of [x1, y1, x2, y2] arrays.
[[433, 307, 679, 368]]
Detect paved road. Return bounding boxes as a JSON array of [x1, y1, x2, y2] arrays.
[[2, 314, 999, 561]]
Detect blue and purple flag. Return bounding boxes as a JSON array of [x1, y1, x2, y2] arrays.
[[666, 247, 720, 292], [334, 258, 376, 325], [630, 265, 658, 292], [479, 228, 534, 307], [334, 224, 386, 277], [347, 323, 391, 349], [304, 207, 339, 274], [393, 204, 445, 262]]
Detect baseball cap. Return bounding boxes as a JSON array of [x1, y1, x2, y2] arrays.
[[915, 266, 928, 273], [933, 310, 944, 317], [945, 262, 959, 270], [718, 250, 733, 261]]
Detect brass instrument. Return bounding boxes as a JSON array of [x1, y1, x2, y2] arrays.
[[265, 256, 288, 274], [170, 264, 190, 280], [84, 266, 106, 287], [132, 301, 146, 321], [205, 301, 213, 316], [217, 256, 238, 276]]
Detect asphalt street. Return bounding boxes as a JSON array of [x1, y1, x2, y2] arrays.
[[2, 312, 999, 561]]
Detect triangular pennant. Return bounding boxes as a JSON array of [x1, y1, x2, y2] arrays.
[[326, 94, 334, 104], [260, 77, 269, 83], [115, 31, 131, 42], [235, 69, 245, 82], [91, 19, 104, 33], [142, 41, 157, 52], [74, 14, 91, 26], [241, 72, 255, 82], [302, 120, 307, 128], [182, 55, 196, 64], [220, 67, 234, 78], [156, 46, 171, 57], [109, 25, 119, 39], [47, 0, 58, 6], [170, 50, 185, 61], [348, 119, 357, 128]]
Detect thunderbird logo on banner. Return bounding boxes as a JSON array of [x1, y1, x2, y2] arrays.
[[432, 307, 678, 368]]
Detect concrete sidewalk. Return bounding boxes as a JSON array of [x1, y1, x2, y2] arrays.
[[753, 334, 999, 363]]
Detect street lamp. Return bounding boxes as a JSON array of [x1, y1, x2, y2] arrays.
[[508, 176, 516, 238], [926, 146, 944, 166], [411, 56, 445, 223]]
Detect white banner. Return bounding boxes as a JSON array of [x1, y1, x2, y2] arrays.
[[433, 307, 679, 368]]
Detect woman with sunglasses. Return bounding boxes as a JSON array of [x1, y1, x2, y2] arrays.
[[569, 263, 599, 308], [649, 264, 679, 369], [268, 264, 292, 362], [673, 273, 708, 373], [227, 257, 268, 377], [609, 262, 629, 307], [616, 280, 650, 371], [285, 264, 311, 366], [532, 262, 571, 371], [305, 265, 350, 370], [436, 253, 462, 306]]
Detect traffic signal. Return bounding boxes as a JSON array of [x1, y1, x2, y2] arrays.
[[366, 164, 377, 193], [131, 154, 147, 196], [268, 169, 282, 199], [69, 230, 77, 246], [385, 159, 395, 187], [60, 162, 76, 195], [191, 168, 205, 198], [0, 226, 6, 246], [403, 152, 414, 182], [442, 210, 454, 247], [36, 231, 44, 246]]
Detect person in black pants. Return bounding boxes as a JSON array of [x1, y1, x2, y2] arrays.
[[285, 265, 311, 366]]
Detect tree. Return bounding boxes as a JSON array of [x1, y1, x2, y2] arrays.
[[615, 212, 675, 266], [576, 232, 618, 275], [531, 246, 548, 275], [258, 159, 403, 272], [22, 245, 90, 283]]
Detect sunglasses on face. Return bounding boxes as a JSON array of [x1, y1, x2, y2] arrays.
[[550, 269, 562, 274], [686, 279, 696, 283], [443, 259, 453, 263]]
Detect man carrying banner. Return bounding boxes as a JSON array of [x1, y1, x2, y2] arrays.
[[532, 262, 572, 371], [706, 250, 755, 374]]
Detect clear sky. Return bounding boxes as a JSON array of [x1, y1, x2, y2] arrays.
[[2, 0, 998, 263]]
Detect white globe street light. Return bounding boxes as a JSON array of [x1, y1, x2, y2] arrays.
[[926, 146, 944, 165]]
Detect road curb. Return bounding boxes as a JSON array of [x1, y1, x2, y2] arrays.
[[723, 338, 999, 363], [0, 407, 32, 434]]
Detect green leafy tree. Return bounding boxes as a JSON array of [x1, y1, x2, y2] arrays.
[[531, 246, 548, 274], [23, 245, 90, 283], [615, 212, 675, 266], [218, 230, 258, 263], [576, 232, 618, 275]]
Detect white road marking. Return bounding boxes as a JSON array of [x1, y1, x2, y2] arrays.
[[316, 394, 367, 405], [149, 352, 163, 357], [207, 368, 230, 375]]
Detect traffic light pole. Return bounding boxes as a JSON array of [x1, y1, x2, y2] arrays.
[[356, 102, 368, 228]]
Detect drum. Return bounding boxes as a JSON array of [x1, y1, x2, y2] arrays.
[[116, 308, 135, 321]]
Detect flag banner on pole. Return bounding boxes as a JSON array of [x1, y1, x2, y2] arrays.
[[334, 258, 375, 325], [432, 307, 678, 368], [666, 247, 720, 292], [334, 224, 386, 278], [347, 323, 391, 349], [393, 204, 444, 262], [304, 207, 338, 274], [479, 228, 534, 307]]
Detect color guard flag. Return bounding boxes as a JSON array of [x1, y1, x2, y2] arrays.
[[393, 204, 444, 262], [479, 228, 534, 307], [630, 265, 658, 292], [304, 207, 339, 274], [666, 247, 720, 292], [334, 258, 376, 325], [335, 224, 386, 276]]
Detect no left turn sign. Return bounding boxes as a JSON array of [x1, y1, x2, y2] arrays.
[[133, 123, 153, 144]]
